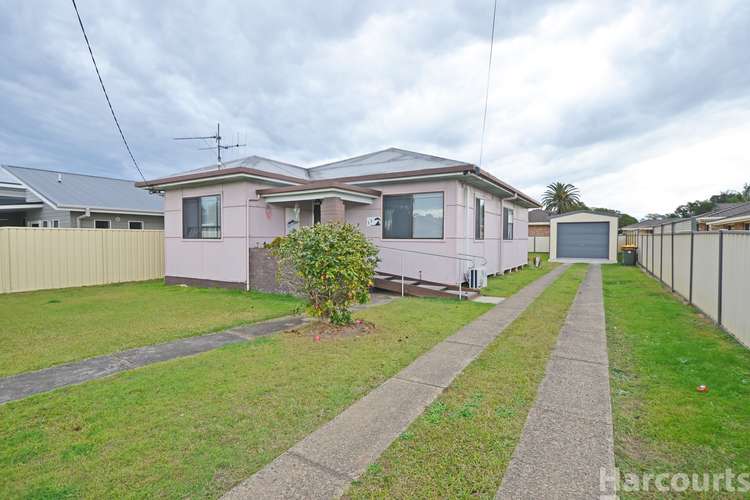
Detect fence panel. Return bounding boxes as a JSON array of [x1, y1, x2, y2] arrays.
[[672, 233, 692, 298], [662, 232, 673, 288], [652, 233, 662, 277], [0, 227, 164, 294], [721, 233, 750, 347], [691, 233, 720, 320], [527, 236, 550, 253]]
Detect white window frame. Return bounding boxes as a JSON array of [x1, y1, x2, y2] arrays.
[[30, 221, 41, 228], [52, 220, 60, 228], [128, 220, 144, 230], [94, 219, 112, 229]]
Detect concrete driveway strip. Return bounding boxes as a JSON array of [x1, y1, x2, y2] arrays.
[[223, 264, 569, 500], [496, 265, 615, 500]]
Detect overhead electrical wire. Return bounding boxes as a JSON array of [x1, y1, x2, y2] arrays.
[[71, 0, 148, 184], [478, 0, 498, 169]]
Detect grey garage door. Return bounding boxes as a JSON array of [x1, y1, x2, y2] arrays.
[[557, 222, 609, 258]]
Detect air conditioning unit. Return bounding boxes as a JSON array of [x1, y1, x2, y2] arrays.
[[467, 268, 487, 289]]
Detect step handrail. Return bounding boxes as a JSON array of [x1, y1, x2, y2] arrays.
[[376, 245, 487, 300]]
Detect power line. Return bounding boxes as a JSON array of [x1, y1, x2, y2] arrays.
[[71, 0, 148, 184], [478, 0, 498, 169]]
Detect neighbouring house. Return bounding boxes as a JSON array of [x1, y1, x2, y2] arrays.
[[528, 209, 550, 236], [0, 165, 164, 229], [708, 202, 750, 231], [549, 210, 619, 262], [136, 148, 539, 290]]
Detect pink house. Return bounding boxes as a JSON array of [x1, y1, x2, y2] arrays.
[[137, 148, 539, 291]]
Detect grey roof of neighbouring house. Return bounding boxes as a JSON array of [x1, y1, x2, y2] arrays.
[[697, 202, 750, 220], [1, 165, 163, 214], [528, 209, 550, 223], [621, 217, 684, 230]]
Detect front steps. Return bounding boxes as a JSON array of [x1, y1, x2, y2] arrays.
[[372, 272, 479, 300]]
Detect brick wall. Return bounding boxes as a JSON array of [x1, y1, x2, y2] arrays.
[[528, 224, 550, 237], [248, 248, 303, 296], [321, 197, 345, 223]]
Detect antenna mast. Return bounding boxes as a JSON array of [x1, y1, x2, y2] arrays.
[[173, 122, 246, 167]]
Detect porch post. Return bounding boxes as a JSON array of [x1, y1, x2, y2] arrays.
[[320, 197, 346, 223]]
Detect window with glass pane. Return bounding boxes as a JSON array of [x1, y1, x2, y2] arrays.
[[503, 207, 514, 240], [475, 198, 485, 240], [183, 195, 221, 239], [383, 192, 443, 239]]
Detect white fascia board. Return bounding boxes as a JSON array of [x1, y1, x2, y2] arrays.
[[154, 173, 299, 190], [710, 214, 750, 225], [528, 222, 550, 226], [57, 206, 164, 216], [0, 203, 45, 211], [262, 188, 376, 205]]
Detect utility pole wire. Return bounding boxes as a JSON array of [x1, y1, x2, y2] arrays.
[[71, 0, 148, 184], [478, 0, 498, 169]]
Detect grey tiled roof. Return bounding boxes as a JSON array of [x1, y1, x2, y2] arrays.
[[698, 202, 750, 219], [528, 209, 550, 223], [1, 165, 163, 213]]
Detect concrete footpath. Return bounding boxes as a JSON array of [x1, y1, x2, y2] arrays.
[[496, 265, 615, 499], [223, 264, 570, 499]]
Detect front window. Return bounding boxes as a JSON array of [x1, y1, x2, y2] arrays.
[[383, 192, 444, 239], [503, 207, 514, 240], [183, 195, 221, 239], [475, 198, 485, 240]]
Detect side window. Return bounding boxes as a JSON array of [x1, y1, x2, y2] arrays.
[[183, 195, 221, 239], [475, 198, 485, 240], [503, 208, 514, 240]]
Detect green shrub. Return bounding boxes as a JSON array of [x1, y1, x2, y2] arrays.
[[273, 222, 379, 325]]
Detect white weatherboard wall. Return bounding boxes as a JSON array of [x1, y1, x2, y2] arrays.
[[549, 212, 618, 262], [0, 227, 164, 293], [637, 229, 749, 349]]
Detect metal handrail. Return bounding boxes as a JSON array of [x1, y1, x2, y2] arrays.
[[376, 245, 487, 300]]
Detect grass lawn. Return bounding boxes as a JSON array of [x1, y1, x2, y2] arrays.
[[0, 297, 491, 499], [346, 264, 587, 498], [0, 281, 304, 377], [603, 266, 750, 497], [481, 252, 558, 297]]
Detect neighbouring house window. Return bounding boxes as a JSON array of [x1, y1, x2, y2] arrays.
[[41, 220, 49, 228], [128, 221, 143, 230], [475, 198, 485, 240], [183, 195, 221, 239], [744, 223, 750, 231], [503, 207, 514, 240], [30, 221, 40, 227], [95, 220, 111, 229], [383, 192, 444, 239], [52, 220, 59, 228]]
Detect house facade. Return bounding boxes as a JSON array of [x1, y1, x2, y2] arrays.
[[0, 165, 163, 229], [138, 149, 538, 289]]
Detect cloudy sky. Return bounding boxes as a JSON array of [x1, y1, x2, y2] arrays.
[[1, 0, 748, 218]]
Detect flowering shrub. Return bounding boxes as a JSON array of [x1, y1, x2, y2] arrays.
[[273, 222, 379, 325]]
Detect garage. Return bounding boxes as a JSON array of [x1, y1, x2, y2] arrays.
[[550, 211, 619, 263]]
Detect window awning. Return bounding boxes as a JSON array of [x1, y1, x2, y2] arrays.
[[256, 182, 381, 205]]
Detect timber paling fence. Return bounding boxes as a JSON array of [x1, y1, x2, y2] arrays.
[[0, 227, 164, 294], [636, 224, 750, 348]]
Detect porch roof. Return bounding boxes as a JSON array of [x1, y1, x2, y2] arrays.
[[257, 181, 381, 204]]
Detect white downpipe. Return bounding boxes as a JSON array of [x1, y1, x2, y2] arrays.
[[76, 208, 91, 228], [463, 183, 470, 285], [245, 197, 250, 291]]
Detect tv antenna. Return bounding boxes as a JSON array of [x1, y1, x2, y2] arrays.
[[173, 122, 246, 167]]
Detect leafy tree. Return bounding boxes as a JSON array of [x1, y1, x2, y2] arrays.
[[273, 222, 379, 325], [642, 213, 668, 222], [672, 200, 715, 218], [542, 182, 582, 214], [710, 190, 744, 204], [590, 207, 637, 227], [742, 183, 750, 201]]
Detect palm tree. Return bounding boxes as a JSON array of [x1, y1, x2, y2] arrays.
[[542, 182, 582, 214], [743, 183, 750, 201]]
